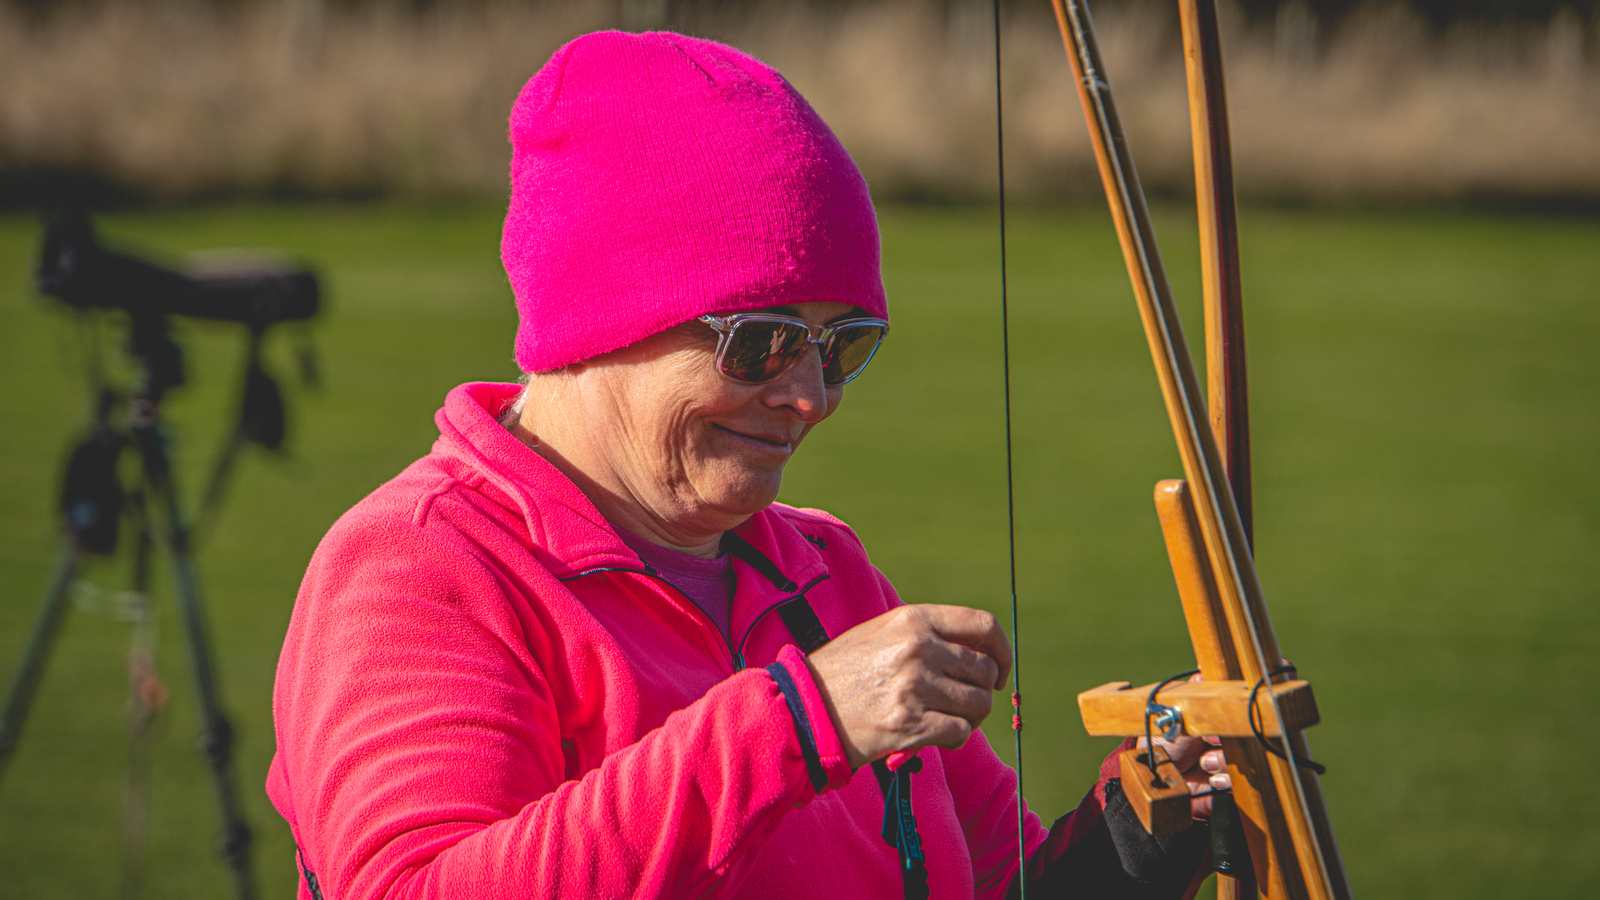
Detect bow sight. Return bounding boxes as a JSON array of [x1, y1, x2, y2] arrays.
[[1, 211, 322, 900]]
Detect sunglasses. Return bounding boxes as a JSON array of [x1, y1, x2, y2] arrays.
[[698, 313, 890, 386]]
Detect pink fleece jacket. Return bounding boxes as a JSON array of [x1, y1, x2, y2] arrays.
[[268, 382, 1120, 899]]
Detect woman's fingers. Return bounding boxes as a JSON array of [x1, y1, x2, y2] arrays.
[[1155, 735, 1208, 772], [919, 633, 1002, 703], [1186, 745, 1231, 819], [909, 709, 977, 752], [915, 669, 995, 729], [1148, 738, 1232, 819], [910, 604, 1012, 690]]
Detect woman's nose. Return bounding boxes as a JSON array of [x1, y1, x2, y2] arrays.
[[763, 344, 831, 420]]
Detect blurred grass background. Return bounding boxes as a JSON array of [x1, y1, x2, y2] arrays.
[[1, 201, 1596, 896]]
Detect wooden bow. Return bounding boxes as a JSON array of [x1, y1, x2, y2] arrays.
[[1042, 1, 1352, 897]]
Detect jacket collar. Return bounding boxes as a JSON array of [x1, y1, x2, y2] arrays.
[[433, 382, 828, 590]]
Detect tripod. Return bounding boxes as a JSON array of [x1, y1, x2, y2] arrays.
[[1, 211, 318, 899], [0, 318, 258, 900]]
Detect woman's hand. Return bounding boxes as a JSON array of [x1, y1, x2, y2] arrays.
[[805, 605, 1013, 770]]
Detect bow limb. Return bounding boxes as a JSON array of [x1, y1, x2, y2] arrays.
[[1179, 0, 1251, 545]]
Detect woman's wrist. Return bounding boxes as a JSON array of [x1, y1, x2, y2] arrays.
[[771, 644, 853, 790]]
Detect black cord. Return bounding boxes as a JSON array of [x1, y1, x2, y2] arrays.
[[1142, 669, 1200, 785], [1248, 665, 1326, 775]]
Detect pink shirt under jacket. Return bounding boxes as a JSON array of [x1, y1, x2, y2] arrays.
[[268, 382, 1073, 899]]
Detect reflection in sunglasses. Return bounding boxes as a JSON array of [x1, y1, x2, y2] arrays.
[[700, 314, 889, 386]]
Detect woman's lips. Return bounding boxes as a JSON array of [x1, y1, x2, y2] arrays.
[[712, 424, 795, 452]]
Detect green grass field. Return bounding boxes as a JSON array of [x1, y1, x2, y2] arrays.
[[1, 202, 1595, 897]]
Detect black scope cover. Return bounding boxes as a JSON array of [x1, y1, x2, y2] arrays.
[[37, 211, 320, 327]]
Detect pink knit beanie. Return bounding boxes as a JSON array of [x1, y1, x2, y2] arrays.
[[502, 31, 887, 373]]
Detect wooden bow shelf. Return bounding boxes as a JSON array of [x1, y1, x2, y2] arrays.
[[1079, 678, 1319, 740]]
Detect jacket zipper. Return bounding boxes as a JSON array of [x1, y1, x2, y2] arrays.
[[730, 572, 830, 670]]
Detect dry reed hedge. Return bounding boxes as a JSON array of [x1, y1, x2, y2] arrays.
[[1, 0, 1597, 204]]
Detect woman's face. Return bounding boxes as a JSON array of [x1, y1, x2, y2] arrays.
[[557, 301, 860, 543]]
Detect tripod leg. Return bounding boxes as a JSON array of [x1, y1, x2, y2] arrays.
[[136, 403, 257, 900], [166, 549, 257, 900], [0, 545, 81, 782]]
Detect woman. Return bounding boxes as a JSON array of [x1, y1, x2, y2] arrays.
[[268, 30, 1224, 899]]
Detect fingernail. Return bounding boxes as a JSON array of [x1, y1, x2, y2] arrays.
[[1201, 750, 1224, 772], [1211, 773, 1231, 790]]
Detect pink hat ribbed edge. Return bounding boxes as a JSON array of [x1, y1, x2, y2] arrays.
[[502, 30, 887, 373]]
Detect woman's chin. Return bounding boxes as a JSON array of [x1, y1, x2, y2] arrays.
[[692, 470, 784, 522]]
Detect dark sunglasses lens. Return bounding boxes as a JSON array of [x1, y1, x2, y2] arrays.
[[720, 320, 813, 382], [821, 324, 886, 384]]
